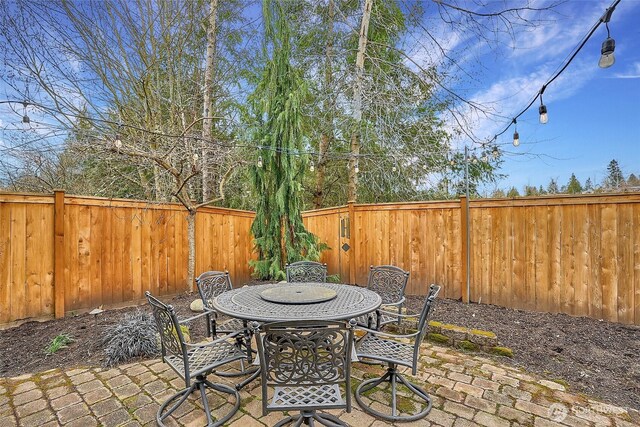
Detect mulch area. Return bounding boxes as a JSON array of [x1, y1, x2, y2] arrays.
[[1, 285, 638, 411]]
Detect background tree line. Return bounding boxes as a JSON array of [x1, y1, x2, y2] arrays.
[[494, 159, 640, 198]]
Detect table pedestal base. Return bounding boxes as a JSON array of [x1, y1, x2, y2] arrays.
[[274, 410, 347, 427]]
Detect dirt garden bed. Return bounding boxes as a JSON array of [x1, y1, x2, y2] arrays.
[[1, 287, 638, 411]]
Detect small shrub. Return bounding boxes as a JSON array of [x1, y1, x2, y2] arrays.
[[457, 340, 479, 351], [102, 311, 159, 367], [490, 346, 514, 358], [45, 333, 74, 355]]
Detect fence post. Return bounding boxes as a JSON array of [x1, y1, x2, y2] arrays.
[[54, 190, 66, 318], [348, 202, 356, 285], [460, 195, 469, 303]]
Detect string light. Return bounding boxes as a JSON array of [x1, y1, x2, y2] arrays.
[[599, 6, 617, 68], [192, 153, 199, 163], [309, 161, 315, 172], [114, 135, 122, 149], [257, 156, 263, 168], [492, 146, 499, 160], [539, 97, 548, 124], [392, 166, 397, 172], [22, 101, 30, 124], [512, 119, 520, 147], [487, 0, 619, 145]]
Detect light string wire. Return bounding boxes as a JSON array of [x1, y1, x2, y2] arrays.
[[486, 0, 621, 145], [0, 0, 621, 164]]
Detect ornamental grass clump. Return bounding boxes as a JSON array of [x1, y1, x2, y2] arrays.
[[102, 311, 159, 367], [45, 333, 75, 355]]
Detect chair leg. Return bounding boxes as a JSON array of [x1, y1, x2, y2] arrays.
[[354, 364, 433, 422], [157, 375, 240, 427]]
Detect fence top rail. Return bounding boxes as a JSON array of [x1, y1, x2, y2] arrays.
[[352, 201, 460, 211], [302, 205, 349, 217], [0, 191, 256, 217], [470, 192, 640, 208], [0, 192, 54, 205]]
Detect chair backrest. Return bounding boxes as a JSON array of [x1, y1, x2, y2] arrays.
[[285, 261, 327, 283], [145, 291, 188, 360], [254, 320, 354, 414], [411, 285, 441, 374], [196, 271, 233, 308], [367, 265, 409, 305]]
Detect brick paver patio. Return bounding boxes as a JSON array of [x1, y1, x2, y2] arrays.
[[1, 343, 637, 426]]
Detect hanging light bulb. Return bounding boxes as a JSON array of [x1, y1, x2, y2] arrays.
[[482, 154, 488, 163], [598, 10, 616, 69], [22, 101, 30, 124], [192, 153, 199, 163], [392, 166, 397, 172], [309, 161, 315, 172], [257, 156, 263, 168], [513, 131, 520, 147], [539, 99, 548, 124], [599, 37, 615, 68], [471, 156, 478, 164], [422, 164, 427, 171], [354, 162, 359, 174], [492, 146, 499, 160], [114, 135, 122, 149]]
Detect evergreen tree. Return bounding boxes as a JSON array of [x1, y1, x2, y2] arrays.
[[547, 178, 559, 194], [524, 185, 538, 196], [566, 173, 583, 194], [605, 159, 624, 189], [538, 185, 546, 195], [584, 177, 593, 192], [506, 187, 520, 197], [249, 0, 325, 280], [491, 189, 506, 198], [626, 173, 640, 188]]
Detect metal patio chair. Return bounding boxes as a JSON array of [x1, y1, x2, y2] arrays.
[[145, 291, 245, 427], [354, 284, 441, 422], [196, 271, 256, 377], [356, 265, 410, 330], [285, 261, 328, 283], [251, 319, 355, 426]]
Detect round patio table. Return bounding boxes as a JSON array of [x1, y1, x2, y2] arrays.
[[212, 282, 381, 391], [212, 282, 382, 322]]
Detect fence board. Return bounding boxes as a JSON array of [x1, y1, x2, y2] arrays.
[[1, 192, 639, 325]]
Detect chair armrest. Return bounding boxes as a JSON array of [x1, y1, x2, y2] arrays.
[[178, 308, 215, 325], [356, 324, 420, 340], [381, 296, 405, 308], [183, 330, 245, 349], [377, 308, 418, 319]]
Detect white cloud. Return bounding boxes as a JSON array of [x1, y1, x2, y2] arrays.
[[508, 3, 604, 63], [613, 62, 640, 79]]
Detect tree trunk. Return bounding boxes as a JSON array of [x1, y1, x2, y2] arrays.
[[313, 0, 335, 209], [348, 0, 372, 203], [202, 0, 219, 201], [186, 209, 196, 292]]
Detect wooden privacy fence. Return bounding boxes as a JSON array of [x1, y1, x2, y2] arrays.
[[304, 194, 640, 325], [0, 191, 254, 325], [2, 191, 639, 325]]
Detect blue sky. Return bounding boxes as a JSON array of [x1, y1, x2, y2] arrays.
[[445, 0, 640, 193]]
